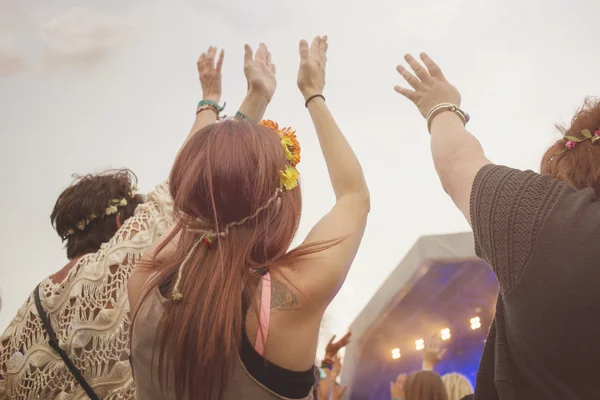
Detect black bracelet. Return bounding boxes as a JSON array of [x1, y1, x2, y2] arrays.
[[320, 360, 333, 370], [305, 94, 325, 108]]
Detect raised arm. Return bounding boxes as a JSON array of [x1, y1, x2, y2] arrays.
[[394, 53, 491, 225], [294, 36, 370, 308], [179, 47, 224, 154]]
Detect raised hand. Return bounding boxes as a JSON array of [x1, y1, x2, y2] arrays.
[[297, 35, 328, 101], [197, 46, 224, 103], [243, 43, 277, 102], [390, 374, 406, 399], [394, 53, 461, 118], [332, 383, 348, 400], [325, 331, 351, 359]]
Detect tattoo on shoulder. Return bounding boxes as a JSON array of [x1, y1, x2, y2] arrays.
[[259, 278, 299, 311]]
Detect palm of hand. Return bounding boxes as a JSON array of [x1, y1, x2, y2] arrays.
[[297, 36, 328, 99], [245, 63, 276, 101], [197, 46, 224, 100]]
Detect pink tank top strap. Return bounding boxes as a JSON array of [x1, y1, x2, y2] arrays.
[[253, 272, 271, 356]]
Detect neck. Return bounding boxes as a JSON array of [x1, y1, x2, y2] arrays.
[[50, 257, 81, 284]]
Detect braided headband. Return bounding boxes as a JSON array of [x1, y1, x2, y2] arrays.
[[171, 119, 300, 301]]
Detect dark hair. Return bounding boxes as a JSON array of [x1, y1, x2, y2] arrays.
[[404, 370, 449, 400], [541, 97, 600, 192], [51, 169, 143, 259], [137, 119, 335, 400]]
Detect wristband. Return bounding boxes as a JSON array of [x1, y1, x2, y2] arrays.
[[235, 111, 256, 123], [305, 94, 325, 108], [320, 360, 333, 370], [197, 100, 226, 113], [425, 103, 469, 133]]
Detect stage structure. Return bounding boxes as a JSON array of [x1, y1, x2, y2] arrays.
[[341, 232, 498, 400]]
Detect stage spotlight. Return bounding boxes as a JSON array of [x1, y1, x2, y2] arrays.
[[391, 348, 401, 359], [441, 328, 451, 341], [415, 339, 425, 351], [470, 317, 481, 330]]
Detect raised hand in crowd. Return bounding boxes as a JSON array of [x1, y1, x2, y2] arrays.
[[325, 331, 352, 360], [332, 382, 348, 400], [183, 46, 225, 150], [197, 46, 224, 104], [390, 373, 406, 400], [394, 53, 461, 119], [297, 35, 328, 101], [238, 42, 277, 121], [422, 336, 447, 371]]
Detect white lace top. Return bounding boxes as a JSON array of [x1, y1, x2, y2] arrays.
[[0, 181, 173, 400]]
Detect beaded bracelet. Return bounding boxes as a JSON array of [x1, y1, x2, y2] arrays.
[[426, 103, 470, 133], [196, 100, 226, 117], [235, 110, 256, 123]]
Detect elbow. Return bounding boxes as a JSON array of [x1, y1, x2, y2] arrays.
[[339, 188, 370, 214]]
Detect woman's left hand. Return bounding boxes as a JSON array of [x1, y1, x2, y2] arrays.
[[394, 53, 461, 118], [197, 46, 224, 103], [244, 43, 277, 102]]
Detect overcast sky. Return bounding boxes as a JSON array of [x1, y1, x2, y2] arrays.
[[1, 0, 599, 355]]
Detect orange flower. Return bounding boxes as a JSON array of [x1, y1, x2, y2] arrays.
[[259, 120, 279, 131]]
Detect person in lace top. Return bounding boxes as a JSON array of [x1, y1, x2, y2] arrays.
[[0, 45, 242, 400], [395, 54, 600, 399]]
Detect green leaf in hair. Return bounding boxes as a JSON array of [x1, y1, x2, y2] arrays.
[[565, 136, 582, 142], [582, 129, 592, 139]]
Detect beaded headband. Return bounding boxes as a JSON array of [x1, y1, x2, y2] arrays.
[[553, 129, 600, 156], [62, 184, 138, 239], [171, 119, 301, 301]]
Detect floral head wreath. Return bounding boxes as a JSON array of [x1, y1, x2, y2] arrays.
[[553, 129, 600, 156], [62, 184, 138, 239], [171, 119, 301, 301]]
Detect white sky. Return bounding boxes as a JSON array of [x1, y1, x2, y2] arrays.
[[1, 0, 599, 356]]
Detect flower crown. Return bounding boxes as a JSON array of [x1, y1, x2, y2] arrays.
[[171, 119, 301, 301], [63, 184, 138, 239], [259, 119, 301, 190], [554, 129, 600, 156]]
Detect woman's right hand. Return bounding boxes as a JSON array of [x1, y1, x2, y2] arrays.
[[297, 35, 328, 101]]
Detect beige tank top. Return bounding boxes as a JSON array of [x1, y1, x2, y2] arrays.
[[131, 282, 314, 400]]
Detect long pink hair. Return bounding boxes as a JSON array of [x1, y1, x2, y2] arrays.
[[135, 119, 333, 400]]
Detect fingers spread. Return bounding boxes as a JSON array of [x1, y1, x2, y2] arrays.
[[396, 65, 421, 89], [244, 44, 253, 65], [216, 49, 224, 72], [404, 54, 430, 82], [420, 52, 444, 78], [299, 39, 309, 60]]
